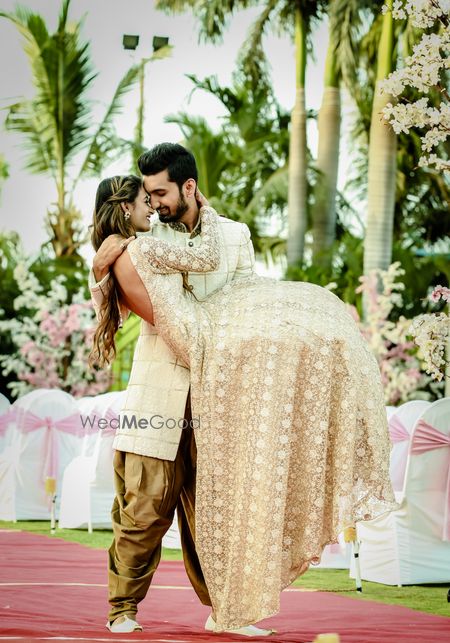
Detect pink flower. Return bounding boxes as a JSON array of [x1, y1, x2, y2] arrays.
[[20, 341, 35, 356], [347, 304, 360, 323], [27, 349, 45, 367], [429, 285, 450, 304], [40, 318, 58, 336], [68, 304, 83, 317], [406, 368, 421, 381], [63, 320, 80, 334]]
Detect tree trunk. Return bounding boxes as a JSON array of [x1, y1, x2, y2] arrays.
[[312, 85, 341, 266], [363, 85, 397, 275], [287, 8, 308, 266], [363, 0, 397, 280]]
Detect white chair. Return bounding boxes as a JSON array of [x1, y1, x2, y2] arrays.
[[0, 393, 14, 453], [59, 391, 126, 531], [315, 534, 351, 569], [351, 397, 450, 585], [77, 396, 102, 456], [388, 400, 431, 492], [316, 407, 402, 570], [162, 510, 182, 549], [385, 405, 397, 421], [0, 389, 83, 520]]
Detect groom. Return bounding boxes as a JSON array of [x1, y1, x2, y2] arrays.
[[90, 143, 271, 636]]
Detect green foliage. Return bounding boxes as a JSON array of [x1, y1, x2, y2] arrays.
[[391, 246, 450, 318], [286, 227, 449, 322], [293, 568, 449, 618], [1, 0, 95, 178], [166, 68, 291, 256], [286, 229, 364, 308], [0, 231, 89, 399], [0, 0, 141, 257], [0, 232, 22, 320], [0, 153, 9, 198]]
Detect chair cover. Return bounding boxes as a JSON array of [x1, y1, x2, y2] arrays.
[[351, 397, 450, 585], [0, 393, 14, 453], [59, 391, 126, 530], [388, 400, 431, 492], [0, 389, 83, 520]]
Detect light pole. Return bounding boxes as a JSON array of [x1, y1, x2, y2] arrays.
[[122, 34, 171, 166]]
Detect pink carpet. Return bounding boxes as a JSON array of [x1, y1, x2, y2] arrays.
[[0, 530, 448, 642]]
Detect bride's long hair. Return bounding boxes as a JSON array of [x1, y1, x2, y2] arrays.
[[89, 175, 142, 367]]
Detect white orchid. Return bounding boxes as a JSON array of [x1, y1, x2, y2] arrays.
[[380, 1, 450, 170], [409, 288, 450, 381]]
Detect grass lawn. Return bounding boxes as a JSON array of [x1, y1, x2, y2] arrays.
[[2, 521, 449, 618]]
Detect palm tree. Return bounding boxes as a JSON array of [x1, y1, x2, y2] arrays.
[[156, 0, 327, 266], [363, 0, 397, 276], [1, 0, 141, 258], [312, 0, 378, 267], [167, 71, 290, 255], [311, 15, 341, 267]]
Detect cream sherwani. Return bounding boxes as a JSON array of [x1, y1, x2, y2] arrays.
[[89, 215, 255, 461]]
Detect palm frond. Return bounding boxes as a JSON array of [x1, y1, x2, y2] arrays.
[[245, 164, 288, 216], [5, 100, 56, 176], [75, 63, 142, 181], [156, 0, 258, 42], [238, 0, 277, 85], [1, 2, 96, 174]]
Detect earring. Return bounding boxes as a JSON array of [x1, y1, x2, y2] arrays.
[[124, 210, 131, 220]]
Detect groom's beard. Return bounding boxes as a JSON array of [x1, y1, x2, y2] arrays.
[[157, 194, 189, 223]]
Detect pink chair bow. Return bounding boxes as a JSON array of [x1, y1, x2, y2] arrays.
[[79, 412, 98, 434], [0, 408, 16, 436], [101, 408, 119, 437], [328, 543, 341, 554], [19, 410, 83, 480], [388, 415, 410, 443], [411, 419, 450, 541]]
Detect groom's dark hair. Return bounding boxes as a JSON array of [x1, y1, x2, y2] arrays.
[[138, 143, 198, 191]]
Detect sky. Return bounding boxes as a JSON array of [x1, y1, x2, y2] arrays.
[[0, 0, 351, 265]]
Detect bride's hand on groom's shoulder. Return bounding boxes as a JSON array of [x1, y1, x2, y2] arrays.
[[93, 234, 136, 281], [195, 188, 209, 208]]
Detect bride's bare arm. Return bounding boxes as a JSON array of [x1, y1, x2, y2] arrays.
[[112, 252, 154, 325]]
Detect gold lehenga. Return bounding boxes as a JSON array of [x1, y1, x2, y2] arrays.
[[127, 207, 397, 631]]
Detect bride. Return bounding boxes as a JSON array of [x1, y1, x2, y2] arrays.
[[91, 174, 396, 632]]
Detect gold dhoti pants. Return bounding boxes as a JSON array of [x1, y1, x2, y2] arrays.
[[107, 398, 211, 622]]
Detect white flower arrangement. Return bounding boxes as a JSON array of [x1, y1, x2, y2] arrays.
[[0, 242, 110, 399], [354, 262, 436, 404], [409, 286, 450, 381], [380, 0, 450, 171]]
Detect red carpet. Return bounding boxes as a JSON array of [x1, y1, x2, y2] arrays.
[[0, 530, 448, 642]]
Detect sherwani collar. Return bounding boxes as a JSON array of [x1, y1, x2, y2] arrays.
[[168, 217, 202, 239]]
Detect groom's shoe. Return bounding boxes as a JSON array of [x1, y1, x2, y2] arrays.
[[205, 615, 276, 637], [106, 614, 143, 633]]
